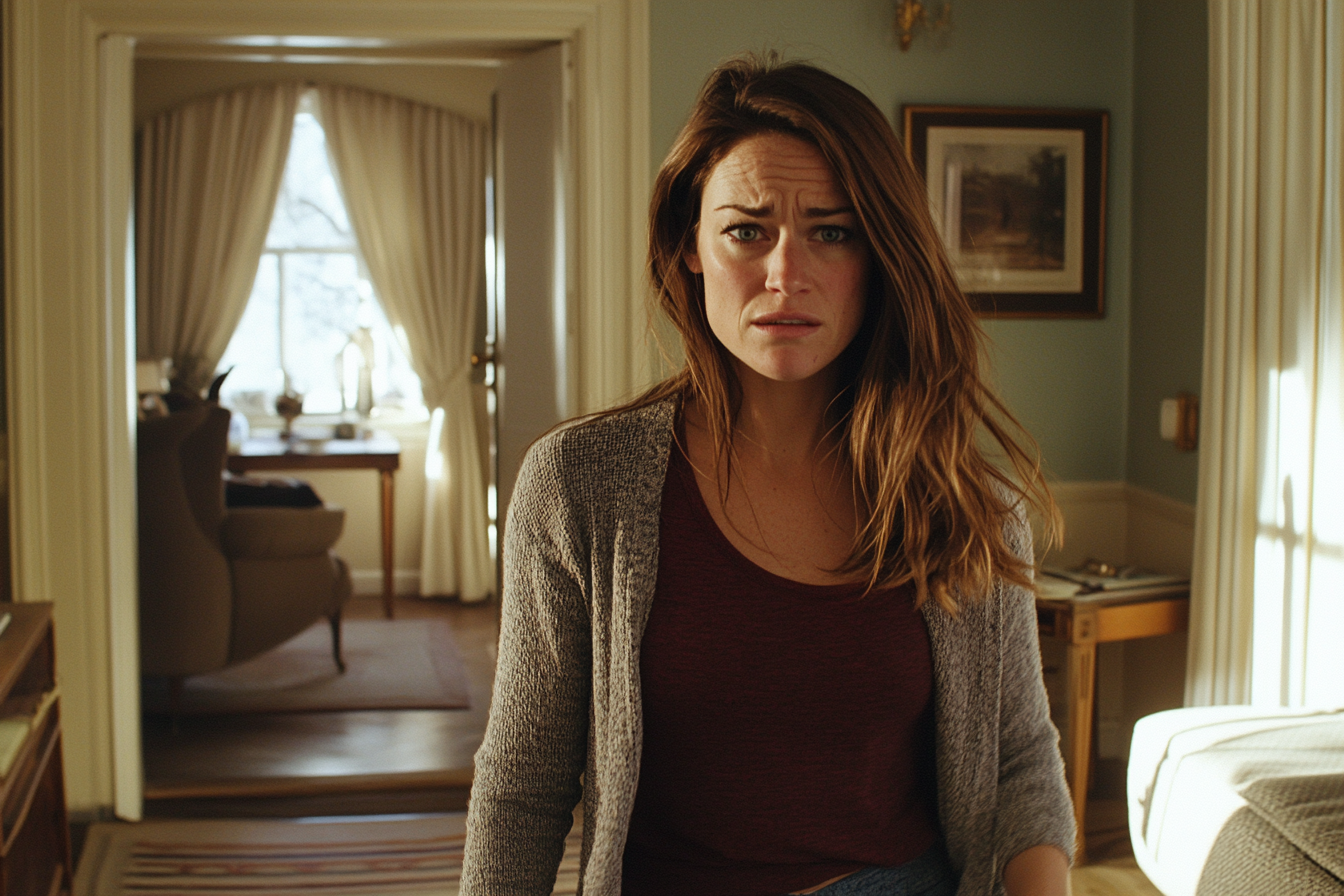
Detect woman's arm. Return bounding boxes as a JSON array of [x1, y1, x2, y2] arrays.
[[993, 509, 1078, 876], [461, 441, 593, 895], [1004, 844, 1072, 896]]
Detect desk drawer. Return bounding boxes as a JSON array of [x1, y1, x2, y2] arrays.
[[1, 704, 59, 849]]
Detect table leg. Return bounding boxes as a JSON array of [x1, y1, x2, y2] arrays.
[[1066, 605, 1098, 863], [380, 469, 395, 619]]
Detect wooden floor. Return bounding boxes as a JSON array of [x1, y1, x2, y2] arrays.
[[141, 594, 496, 817], [1072, 798, 1163, 895], [139, 593, 1163, 893]]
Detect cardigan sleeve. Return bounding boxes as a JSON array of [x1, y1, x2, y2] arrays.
[[991, 510, 1077, 871], [462, 434, 593, 894]]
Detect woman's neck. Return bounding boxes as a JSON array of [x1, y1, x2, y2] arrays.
[[680, 363, 860, 586], [731, 364, 842, 467]]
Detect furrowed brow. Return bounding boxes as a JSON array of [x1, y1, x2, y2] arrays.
[[712, 203, 856, 218], [804, 206, 857, 218], [714, 203, 772, 216]]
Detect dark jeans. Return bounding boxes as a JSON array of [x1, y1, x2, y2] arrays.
[[801, 845, 956, 896]]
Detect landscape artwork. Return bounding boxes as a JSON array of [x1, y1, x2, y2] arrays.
[[903, 106, 1108, 317]]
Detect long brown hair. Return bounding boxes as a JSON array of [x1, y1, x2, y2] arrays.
[[634, 54, 1058, 611]]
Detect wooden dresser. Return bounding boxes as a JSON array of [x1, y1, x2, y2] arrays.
[[0, 604, 71, 895]]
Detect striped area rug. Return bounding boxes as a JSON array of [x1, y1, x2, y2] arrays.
[[75, 813, 582, 895]]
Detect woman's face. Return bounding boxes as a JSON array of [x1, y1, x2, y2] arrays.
[[685, 132, 869, 388]]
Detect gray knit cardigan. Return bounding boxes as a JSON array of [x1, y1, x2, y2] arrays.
[[462, 397, 1075, 896]]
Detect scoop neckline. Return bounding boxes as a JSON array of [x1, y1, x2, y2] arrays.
[[668, 437, 883, 598]]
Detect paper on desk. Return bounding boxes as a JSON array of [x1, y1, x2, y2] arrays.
[[1036, 573, 1086, 598], [1041, 565, 1189, 592]]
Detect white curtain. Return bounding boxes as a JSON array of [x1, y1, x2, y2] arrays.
[[137, 83, 300, 392], [316, 85, 492, 603], [1188, 0, 1344, 706]]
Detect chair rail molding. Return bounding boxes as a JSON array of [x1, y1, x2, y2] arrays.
[[2, 0, 651, 818]]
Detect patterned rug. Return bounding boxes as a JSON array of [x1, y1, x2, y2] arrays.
[[75, 813, 582, 895], [140, 619, 470, 715], [75, 813, 1156, 895]]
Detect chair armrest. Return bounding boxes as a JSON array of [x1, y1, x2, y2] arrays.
[[221, 505, 346, 559]]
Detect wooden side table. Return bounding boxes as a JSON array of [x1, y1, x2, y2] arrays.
[[0, 603, 72, 895], [1035, 583, 1189, 860], [228, 435, 402, 618]]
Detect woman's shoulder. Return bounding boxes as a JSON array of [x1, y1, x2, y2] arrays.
[[531, 397, 676, 459], [518, 396, 678, 498]]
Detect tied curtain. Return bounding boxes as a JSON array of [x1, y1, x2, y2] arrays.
[[137, 83, 301, 392], [1189, 0, 1344, 706], [316, 85, 492, 603]]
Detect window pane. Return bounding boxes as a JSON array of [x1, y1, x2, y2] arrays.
[[281, 253, 362, 414], [217, 254, 281, 417], [265, 111, 353, 250], [373, 321, 424, 411], [215, 93, 426, 422]]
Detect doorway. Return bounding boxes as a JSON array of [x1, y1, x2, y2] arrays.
[[130, 38, 573, 815], [3, 0, 648, 821]]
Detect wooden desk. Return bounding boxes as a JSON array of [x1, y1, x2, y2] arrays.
[[1036, 583, 1189, 860], [228, 435, 401, 619]]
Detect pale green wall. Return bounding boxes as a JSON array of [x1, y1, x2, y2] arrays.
[[650, 0, 1138, 485], [1126, 0, 1206, 505]]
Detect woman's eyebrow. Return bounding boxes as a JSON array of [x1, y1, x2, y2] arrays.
[[712, 203, 856, 217], [714, 203, 772, 215]]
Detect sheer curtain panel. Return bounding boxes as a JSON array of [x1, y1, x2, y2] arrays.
[[136, 83, 301, 392], [316, 85, 492, 602], [1189, 0, 1344, 706]]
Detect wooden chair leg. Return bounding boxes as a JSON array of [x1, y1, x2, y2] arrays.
[[329, 609, 346, 673]]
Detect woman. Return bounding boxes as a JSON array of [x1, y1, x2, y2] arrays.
[[463, 55, 1075, 896]]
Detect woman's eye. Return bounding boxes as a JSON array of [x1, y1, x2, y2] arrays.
[[726, 225, 763, 242], [816, 226, 851, 243]]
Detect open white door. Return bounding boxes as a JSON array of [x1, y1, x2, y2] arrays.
[[99, 34, 145, 822], [493, 42, 573, 545]]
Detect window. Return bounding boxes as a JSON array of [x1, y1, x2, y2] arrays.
[[217, 91, 424, 422]]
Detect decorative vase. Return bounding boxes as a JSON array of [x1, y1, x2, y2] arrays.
[[275, 391, 303, 439]]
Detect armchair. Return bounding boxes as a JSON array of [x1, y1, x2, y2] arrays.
[[137, 401, 351, 691]]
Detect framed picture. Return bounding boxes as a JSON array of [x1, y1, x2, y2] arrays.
[[902, 105, 1108, 318]]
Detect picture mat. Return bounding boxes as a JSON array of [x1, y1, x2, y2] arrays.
[[925, 126, 1085, 294]]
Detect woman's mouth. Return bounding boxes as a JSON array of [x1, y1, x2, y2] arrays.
[[752, 313, 821, 337]]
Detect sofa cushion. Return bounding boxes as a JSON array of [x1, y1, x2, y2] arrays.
[[1242, 773, 1344, 881], [1197, 798, 1344, 896], [221, 506, 346, 559]]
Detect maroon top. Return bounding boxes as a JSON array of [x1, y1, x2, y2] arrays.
[[621, 444, 940, 895]]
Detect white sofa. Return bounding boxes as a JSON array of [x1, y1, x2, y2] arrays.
[[1127, 705, 1344, 895]]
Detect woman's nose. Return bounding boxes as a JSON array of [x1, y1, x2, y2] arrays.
[[764, 234, 809, 294]]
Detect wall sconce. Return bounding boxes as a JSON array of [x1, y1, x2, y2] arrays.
[[1160, 393, 1199, 452], [895, 0, 953, 51]]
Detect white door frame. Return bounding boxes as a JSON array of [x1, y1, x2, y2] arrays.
[[2, 0, 650, 819]]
